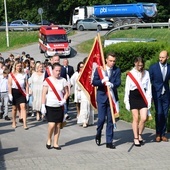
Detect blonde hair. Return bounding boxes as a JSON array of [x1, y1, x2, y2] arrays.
[[35, 62, 43, 72], [12, 61, 24, 73]]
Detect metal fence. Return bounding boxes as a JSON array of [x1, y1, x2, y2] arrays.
[[0, 25, 73, 34], [105, 22, 170, 38]]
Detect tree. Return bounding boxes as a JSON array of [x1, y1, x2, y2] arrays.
[[0, 0, 169, 25]]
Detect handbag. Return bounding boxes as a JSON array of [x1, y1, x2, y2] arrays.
[[46, 78, 67, 129]]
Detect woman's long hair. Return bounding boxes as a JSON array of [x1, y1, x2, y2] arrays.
[[12, 60, 24, 73], [77, 61, 84, 72]]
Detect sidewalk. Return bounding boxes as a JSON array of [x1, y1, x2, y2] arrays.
[[0, 103, 170, 170]]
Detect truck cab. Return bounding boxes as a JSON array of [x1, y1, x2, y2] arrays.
[[39, 26, 71, 58]]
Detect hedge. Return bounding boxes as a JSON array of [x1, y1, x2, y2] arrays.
[[104, 42, 170, 72]]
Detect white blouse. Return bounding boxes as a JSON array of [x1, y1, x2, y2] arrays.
[[124, 67, 152, 104], [70, 71, 81, 103], [43, 76, 67, 107], [9, 73, 27, 92]]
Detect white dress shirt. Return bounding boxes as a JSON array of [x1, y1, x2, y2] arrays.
[[0, 76, 8, 93], [124, 67, 152, 105]]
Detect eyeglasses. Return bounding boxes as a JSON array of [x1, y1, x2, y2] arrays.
[[79, 65, 84, 68]]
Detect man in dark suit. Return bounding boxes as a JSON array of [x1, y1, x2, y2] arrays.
[[44, 55, 60, 79], [60, 58, 74, 120], [92, 53, 121, 149], [149, 50, 170, 142]]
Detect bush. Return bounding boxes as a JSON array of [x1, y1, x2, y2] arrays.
[[104, 42, 169, 72]]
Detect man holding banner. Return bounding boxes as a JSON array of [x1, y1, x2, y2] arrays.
[[92, 53, 121, 149]]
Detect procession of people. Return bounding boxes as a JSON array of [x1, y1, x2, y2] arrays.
[[0, 49, 170, 150]]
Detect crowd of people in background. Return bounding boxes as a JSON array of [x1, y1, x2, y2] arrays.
[[0, 50, 170, 150]]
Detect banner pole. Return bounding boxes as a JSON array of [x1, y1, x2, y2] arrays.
[[97, 33, 116, 129]]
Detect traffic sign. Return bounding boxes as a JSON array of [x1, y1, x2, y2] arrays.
[[38, 8, 43, 15]]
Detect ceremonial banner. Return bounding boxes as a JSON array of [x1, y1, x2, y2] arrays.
[[77, 35, 104, 109], [78, 33, 117, 128]]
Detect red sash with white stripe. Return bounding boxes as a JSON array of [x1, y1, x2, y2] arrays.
[[127, 72, 148, 106], [10, 73, 26, 97], [45, 78, 62, 101]]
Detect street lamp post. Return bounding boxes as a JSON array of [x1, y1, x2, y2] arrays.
[[4, 0, 9, 47]]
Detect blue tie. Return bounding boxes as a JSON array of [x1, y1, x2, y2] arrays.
[[162, 65, 166, 94]]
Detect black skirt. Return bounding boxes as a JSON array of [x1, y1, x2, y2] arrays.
[[129, 89, 147, 110], [46, 106, 64, 123], [12, 88, 26, 105]]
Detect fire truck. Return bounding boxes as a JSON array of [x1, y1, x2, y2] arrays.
[[39, 26, 71, 58]]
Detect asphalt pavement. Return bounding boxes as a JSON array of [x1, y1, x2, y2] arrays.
[[0, 102, 170, 170], [1, 31, 170, 170]]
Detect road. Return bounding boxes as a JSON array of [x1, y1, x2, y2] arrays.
[[1, 30, 170, 170], [1, 30, 107, 68]]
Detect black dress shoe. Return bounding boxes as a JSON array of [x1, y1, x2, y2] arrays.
[[66, 115, 71, 120], [0, 113, 3, 119], [134, 138, 141, 147], [46, 144, 51, 149], [139, 140, 144, 145], [24, 127, 29, 130], [53, 146, 61, 150], [4, 116, 11, 121], [95, 135, 101, 146], [19, 119, 23, 123], [106, 143, 116, 149]]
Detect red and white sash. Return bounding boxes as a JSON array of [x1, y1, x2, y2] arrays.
[[45, 77, 63, 101], [97, 67, 119, 115], [10, 73, 26, 97], [127, 72, 148, 106]]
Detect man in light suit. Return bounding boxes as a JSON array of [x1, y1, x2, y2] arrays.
[[92, 53, 121, 149], [60, 59, 74, 120], [149, 50, 170, 142]]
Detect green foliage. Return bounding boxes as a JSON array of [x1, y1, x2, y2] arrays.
[[0, 30, 75, 52], [0, 31, 38, 52], [104, 41, 168, 72], [0, 0, 170, 25], [76, 28, 170, 129]]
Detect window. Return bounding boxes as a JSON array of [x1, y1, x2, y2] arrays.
[[46, 34, 67, 43]]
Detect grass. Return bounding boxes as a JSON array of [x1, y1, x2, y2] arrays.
[[1, 28, 169, 130], [0, 31, 38, 52], [0, 30, 76, 52], [77, 28, 170, 130], [77, 28, 170, 53]]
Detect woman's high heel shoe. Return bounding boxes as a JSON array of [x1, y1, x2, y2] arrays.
[[46, 144, 51, 149], [134, 138, 141, 147], [139, 134, 144, 144]]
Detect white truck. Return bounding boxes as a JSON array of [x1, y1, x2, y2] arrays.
[[72, 3, 157, 29]]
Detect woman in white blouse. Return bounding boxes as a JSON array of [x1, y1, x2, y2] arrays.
[[8, 61, 29, 129], [70, 62, 84, 119], [28, 62, 44, 121], [124, 57, 152, 147], [41, 63, 68, 150]]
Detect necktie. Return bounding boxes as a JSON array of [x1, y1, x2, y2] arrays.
[[162, 65, 166, 81], [65, 66, 68, 74], [108, 68, 112, 78], [162, 65, 166, 94]]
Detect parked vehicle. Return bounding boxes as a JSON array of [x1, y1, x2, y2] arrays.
[[77, 18, 113, 31], [39, 25, 71, 58], [9, 20, 38, 31], [37, 20, 50, 25], [0, 22, 9, 31], [72, 3, 157, 29]]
